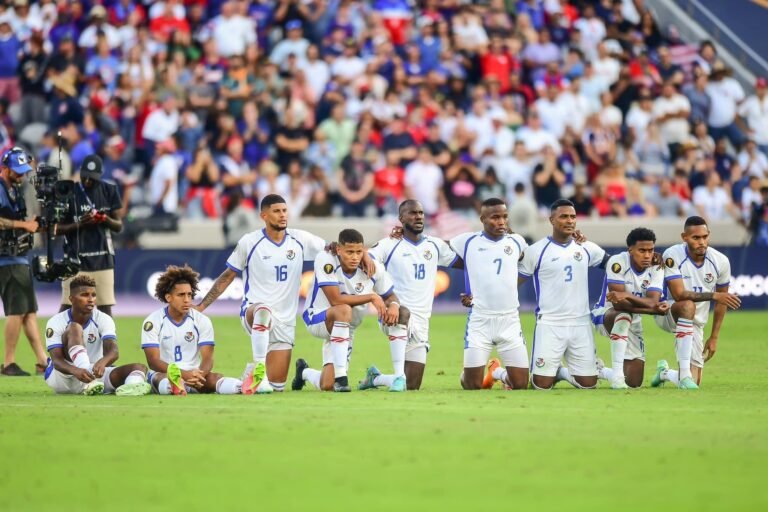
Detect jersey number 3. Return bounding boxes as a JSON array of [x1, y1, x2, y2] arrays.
[[564, 265, 573, 282]]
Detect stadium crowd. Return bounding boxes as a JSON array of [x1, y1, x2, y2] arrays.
[[1, 0, 767, 239]]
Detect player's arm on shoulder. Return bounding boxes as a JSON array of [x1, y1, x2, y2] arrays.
[[196, 267, 237, 311], [586, 241, 609, 268]]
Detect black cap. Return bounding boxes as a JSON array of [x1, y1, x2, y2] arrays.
[[80, 154, 103, 181]]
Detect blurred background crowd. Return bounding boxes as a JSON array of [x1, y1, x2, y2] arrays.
[[2, 0, 768, 245]]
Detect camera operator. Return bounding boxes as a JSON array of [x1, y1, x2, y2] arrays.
[[0, 148, 48, 376], [56, 155, 122, 316]]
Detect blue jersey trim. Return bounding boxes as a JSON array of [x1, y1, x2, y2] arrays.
[[664, 274, 682, 282], [141, 343, 160, 348], [532, 240, 553, 315], [226, 262, 241, 273], [384, 240, 403, 270], [381, 286, 394, 299], [606, 279, 625, 285], [302, 309, 327, 326], [647, 287, 663, 294], [462, 234, 480, 294], [47, 343, 63, 351], [198, 341, 215, 346]]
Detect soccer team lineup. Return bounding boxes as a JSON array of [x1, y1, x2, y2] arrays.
[[44, 194, 742, 396]]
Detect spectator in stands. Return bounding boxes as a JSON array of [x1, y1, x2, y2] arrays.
[[635, 121, 670, 178], [683, 67, 710, 125], [337, 139, 373, 217], [692, 171, 737, 222], [444, 159, 481, 217], [738, 77, 768, 157], [149, 139, 180, 216], [706, 62, 745, 148], [383, 115, 416, 166], [738, 138, 768, 179], [626, 179, 656, 217], [142, 92, 180, 161], [78, 5, 120, 50], [648, 177, 685, 217], [17, 32, 47, 126], [507, 182, 537, 241], [270, 20, 309, 70], [653, 80, 690, 156], [210, 0, 257, 58], [319, 102, 356, 165], [748, 184, 768, 246], [405, 145, 444, 220], [656, 45, 683, 84], [303, 164, 333, 218], [274, 107, 309, 169], [714, 137, 739, 182], [532, 145, 566, 210], [582, 113, 616, 182], [373, 150, 405, 217], [741, 175, 763, 224], [220, 136, 258, 208], [625, 88, 654, 140], [185, 143, 220, 219], [0, 15, 22, 105], [569, 178, 593, 217]]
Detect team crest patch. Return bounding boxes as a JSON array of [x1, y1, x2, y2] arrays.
[[665, 258, 675, 268], [535, 357, 545, 368], [87, 333, 96, 344], [504, 245, 513, 255], [185, 331, 195, 342], [704, 273, 714, 284], [46, 328, 53, 338], [611, 262, 621, 273], [354, 282, 364, 293], [143, 321, 153, 332], [641, 279, 650, 289], [573, 251, 583, 261], [423, 249, 433, 260], [323, 263, 334, 274], [286, 249, 296, 260]]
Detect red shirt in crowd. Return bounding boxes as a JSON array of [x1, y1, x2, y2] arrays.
[[480, 51, 518, 92], [373, 165, 406, 207]]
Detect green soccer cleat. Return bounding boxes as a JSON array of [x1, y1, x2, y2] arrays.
[[679, 376, 699, 390], [167, 363, 187, 396], [358, 366, 381, 390], [116, 381, 151, 396], [650, 359, 669, 388], [389, 375, 406, 392], [82, 380, 104, 396]]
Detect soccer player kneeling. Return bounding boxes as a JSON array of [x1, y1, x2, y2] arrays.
[[591, 228, 668, 389], [293, 229, 408, 392], [44, 275, 150, 396], [141, 265, 244, 395]]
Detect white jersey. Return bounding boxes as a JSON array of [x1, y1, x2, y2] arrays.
[[303, 251, 395, 329], [520, 237, 606, 324], [45, 309, 117, 363], [368, 235, 458, 318], [140, 307, 215, 371], [449, 232, 528, 315], [227, 228, 326, 325], [661, 243, 731, 327], [593, 251, 664, 326]]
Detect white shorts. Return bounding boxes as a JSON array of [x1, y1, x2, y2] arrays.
[[376, 311, 430, 364], [240, 303, 295, 352], [654, 310, 706, 368], [463, 311, 529, 369], [591, 307, 645, 361], [44, 364, 116, 394], [304, 310, 355, 367], [532, 321, 596, 377]]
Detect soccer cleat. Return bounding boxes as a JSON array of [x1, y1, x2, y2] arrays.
[[595, 357, 606, 376], [358, 365, 381, 390], [242, 361, 267, 395], [115, 381, 151, 396], [333, 376, 351, 392], [679, 376, 699, 390], [256, 377, 273, 394], [650, 359, 669, 388], [82, 380, 105, 395], [1, 363, 30, 377], [610, 377, 630, 390], [167, 363, 187, 396], [389, 375, 406, 392], [292, 358, 309, 391], [482, 358, 501, 389]]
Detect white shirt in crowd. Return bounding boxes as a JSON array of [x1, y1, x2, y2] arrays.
[[211, 13, 257, 57], [535, 97, 569, 139], [625, 104, 653, 139], [78, 23, 121, 49], [653, 94, 691, 144], [331, 55, 366, 81], [692, 186, 732, 221], [141, 109, 180, 143], [516, 127, 562, 156], [706, 77, 745, 128], [738, 94, 768, 145], [300, 59, 331, 99], [737, 150, 768, 178], [149, 154, 179, 214], [405, 160, 444, 216], [270, 38, 310, 69]]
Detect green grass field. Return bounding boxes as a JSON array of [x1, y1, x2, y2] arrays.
[[1, 312, 767, 511]]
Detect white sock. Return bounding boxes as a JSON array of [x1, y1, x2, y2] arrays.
[[662, 369, 680, 386], [675, 318, 694, 380], [158, 378, 172, 395], [270, 381, 285, 392], [124, 370, 145, 386], [556, 366, 578, 388], [386, 324, 407, 377], [216, 377, 242, 394], [599, 367, 615, 381], [68, 345, 91, 370], [373, 374, 396, 388], [610, 313, 631, 382], [250, 306, 271, 364], [330, 321, 350, 378], [492, 367, 507, 382], [302, 368, 322, 389]]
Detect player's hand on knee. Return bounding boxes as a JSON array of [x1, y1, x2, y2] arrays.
[[74, 368, 95, 383], [703, 337, 718, 362]]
